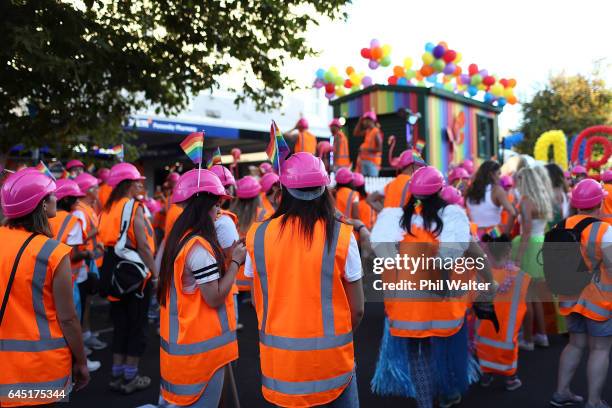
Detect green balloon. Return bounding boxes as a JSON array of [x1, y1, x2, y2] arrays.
[[444, 83, 454, 92], [334, 76, 343, 86], [324, 71, 333, 82], [470, 74, 482, 85], [405, 69, 416, 79], [381, 56, 392, 67], [432, 59, 445, 72]]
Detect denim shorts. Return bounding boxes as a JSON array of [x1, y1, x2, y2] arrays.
[[360, 160, 379, 177], [565, 313, 612, 337]]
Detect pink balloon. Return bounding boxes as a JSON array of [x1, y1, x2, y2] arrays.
[[368, 60, 379, 69], [370, 38, 380, 48], [313, 79, 324, 89], [362, 76, 373, 87]]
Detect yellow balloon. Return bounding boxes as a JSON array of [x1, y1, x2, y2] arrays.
[[335, 87, 345, 97], [477, 83, 486, 91], [455, 52, 462, 63], [349, 74, 359, 84], [491, 84, 503, 96], [329, 66, 338, 74], [422, 52, 434, 65], [382, 44, 392, 57], [403, 57, 413, 70], [503, 88, 514, 98]]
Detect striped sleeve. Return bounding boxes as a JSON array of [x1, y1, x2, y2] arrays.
[[186, 243, 220, 284]]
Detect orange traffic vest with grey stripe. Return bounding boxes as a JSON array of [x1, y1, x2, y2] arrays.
[[601, 184, 612, 224], [358, 198, 377, 230], [160, 235, 238, 406], [559, 215, 612, 321], [0, 227, 72, 407], [476, 266, 530, 376], [246, 218, 355, 407], [384, 219, 468, 338], [295, 130, 317, 154], [235, 207, 267, 292], [334, 131, 351, 168], [359, 128, 382, 168], [98, 197, 155, 252], [48, 210, 85, 272], [76, 201, 104, 268], [383, 174, 412, 208], [335, 187, 357, 218]]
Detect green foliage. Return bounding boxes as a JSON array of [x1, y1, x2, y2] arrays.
[[0, 0, 348, 156], [516, 72, 612, 155]]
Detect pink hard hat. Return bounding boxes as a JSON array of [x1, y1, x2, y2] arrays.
[[409, 166, 445, 196], [107, 163, 145, 187], [1, 170, 56, 219], [74, 173, 100, 193], [362, 111, 377, 121], [167, 172, 180, 183], [440, 186, 464, 206], [55, 179, 86, 200], [571, 179, 607, 209], [259, 162, 273, 174], [572, 165, 587, 176], [210, 165, 236, 187], [297, 118, 309, 129], [280, 152, 330, 189], [563, 170, 571, 179], [236, 176, 261, 199], [260, 173, 280, 193], [335, 168, 354, 184], [352, 173, 365, 188], [97, 168, 110, 182], [66, 159, 85, 170], [448, 167, 470, 183], [461, 159, 474, 174], [172, 169, 231, 204], [396, 149, 426, 169], [602, 170, 612, 183], [500, 175, 514, 190], [144, 198, 162, 215], [317, 141, 333, 156], [329, 118, 342, 128]]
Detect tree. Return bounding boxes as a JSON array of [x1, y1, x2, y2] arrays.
[[516, 72, 612, 155], [0, 0, 348, 159]]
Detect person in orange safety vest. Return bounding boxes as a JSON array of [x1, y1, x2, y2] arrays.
[[353, 111, 382, 177], [600, 169, 612, 224], [352, 172, 377, 230], [157, 169, 243, 407], [245, 153, 365, 407], [1, 169, 89, 406], [259, 172, 281, 218], [551, 179, 612, 408], [334, 167, 360, 220], [330, 118, 352, 170], [284, 117, 317, 155]]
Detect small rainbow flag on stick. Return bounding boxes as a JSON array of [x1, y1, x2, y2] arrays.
[[180, 132, 204, 164], [61, 169, 70, 179], [35, 161, 56, 180], [266, 121, 290, 175], [207, 147, 222, 169], [112, 144, 124, 162], [415, 139, 426, 154]]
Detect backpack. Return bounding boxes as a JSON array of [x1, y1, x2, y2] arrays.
[[540, 217, 599, 296]]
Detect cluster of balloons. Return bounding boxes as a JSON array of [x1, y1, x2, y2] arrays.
[[456, 64, 517, 107], [360, 39, 392, 70], [419, 42, 462, 78], [387, 57, 422, 86], [314, 67, 371, 100]]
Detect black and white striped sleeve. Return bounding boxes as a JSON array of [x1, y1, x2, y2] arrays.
[[186, 243, 220, 284]]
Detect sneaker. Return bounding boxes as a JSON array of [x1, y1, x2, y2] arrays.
[[84, 346, 93, 356], [519, 340, 534, 351], [109, 376, 124, 392], [87, 359, 101, 372], [84, 335, 107, 350], [585, 401, 611, 408], [236, 323, 244, 331], [505, 376, 522, 391], [439, 394, 462, 408], [534, 333, 550, 348], [480, 374, 494, 388], [121, 375, 152, 395], [550, 392, 585, 406]]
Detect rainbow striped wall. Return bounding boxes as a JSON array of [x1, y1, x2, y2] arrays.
[[426, 95, 496, 174]]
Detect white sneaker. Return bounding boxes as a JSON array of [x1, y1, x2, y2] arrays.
[[534, 333, 549, 347], [85, 334, 108, 350], [87, 359, 101, 372], [519, 340, 534, 351]]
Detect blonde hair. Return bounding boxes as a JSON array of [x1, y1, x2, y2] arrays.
[[533, 165, 557, 206], [515, 167, 553, 220]]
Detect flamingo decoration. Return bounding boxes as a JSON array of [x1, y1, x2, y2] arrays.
[[230, 148, 241, 178]]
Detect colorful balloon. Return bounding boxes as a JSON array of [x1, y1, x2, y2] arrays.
[[432, 45, 445, 59], [403, 57, 413, 70], [443, 63, 456, 75], [443, 49, 457, 63], [362, 76, 373, 87], [368, 60, 379, 69]]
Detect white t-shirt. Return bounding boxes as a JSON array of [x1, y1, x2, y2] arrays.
[[66, 220, 88, 283], [182, 243, 219, 294], [215, 214, 240, 249], [244, 232, 363, 282]]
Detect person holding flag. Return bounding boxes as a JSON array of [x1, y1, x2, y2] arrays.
[[283, 117, 317, 155]]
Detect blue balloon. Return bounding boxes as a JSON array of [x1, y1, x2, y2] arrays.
[[432, 45, 445, 59], [434, 82, 444, 89], [397, 77, 408, 86], [427, 75, 438, 83], [315, 68, 325, 80], [425, 42, 435, 52], [468, 86, 478, 97], [484, 92, 494, 103], [497, 97, 507, 107]]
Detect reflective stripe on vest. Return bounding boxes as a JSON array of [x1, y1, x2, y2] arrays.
[[0, 376, 71, 397], [236, 280, 253, 290], [479, 359, 517, 372], [254, 220, 352, 350], [55, 214, 74, 242], [399, 181, 411, 207], [344, 191, 356, 218], [261, 369, 354, 395], [388, 317, 464, 331], [560, 298, 611, 319], [34, 240, 65, 339], [160, 379, 208, 396]]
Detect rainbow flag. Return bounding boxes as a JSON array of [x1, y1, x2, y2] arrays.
[[266, 121, 290, 174], [87, 163, 95, 173], [207, 147, 222, 169], [35, 161, 56, 180], [180, 132, 204, 164], [415, 139, 426, 153], [111, 144, 124, 162], [60, 169, 70, 179], [489, 226, 503, 238]]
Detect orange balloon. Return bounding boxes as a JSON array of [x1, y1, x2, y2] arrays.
[[371, 47, 383, 60], [439, 41, 448, 48], [454, 66, 462, 76], [508, 78, 517, 87], [508, 95, 518, 105], [420, 65, 434, 76], [415, 71, 424, 81], [346, 66, 355, 75], [393, 66, 405, 77]]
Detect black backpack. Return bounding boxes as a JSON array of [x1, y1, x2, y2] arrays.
[[540, 217, 599, 296]]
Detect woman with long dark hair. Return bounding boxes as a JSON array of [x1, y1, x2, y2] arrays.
[[157, 169, 243, 407], [244, 153, 364, 407], [1, 169, 89, 405], [466, 160, 517, 237], [545, 163, 570, 227], [98, 163, 156, 394]]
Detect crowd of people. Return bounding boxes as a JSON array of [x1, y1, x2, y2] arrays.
[[0, 113, 610, 408]]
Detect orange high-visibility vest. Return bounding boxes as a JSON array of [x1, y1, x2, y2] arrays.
[[383, 174, 412, 208], [334, 131, 351, 168], [335, 187, 357, 219], [384, 222, 468, 338], [559, 215, 612, 321], [49, 210, 85, 273], [476, 266, 530, 376], [97, 183, 112, 211], [159, 236, 238, 406], [601, 184, 612, 224], [295, 130, 317, 154], [98, 197, 155, 252], [358, 197, 377, 230], [261, 193, 275, 217], [76, 201, 104, 268], [0, 227, 72, 407], [235, 207, 267, 292], [164, 204, 184, 240], [246, 218, 355, 407], [359, 128, 382, 168]]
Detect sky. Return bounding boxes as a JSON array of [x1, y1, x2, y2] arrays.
[[282, 0, 612, 134]]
